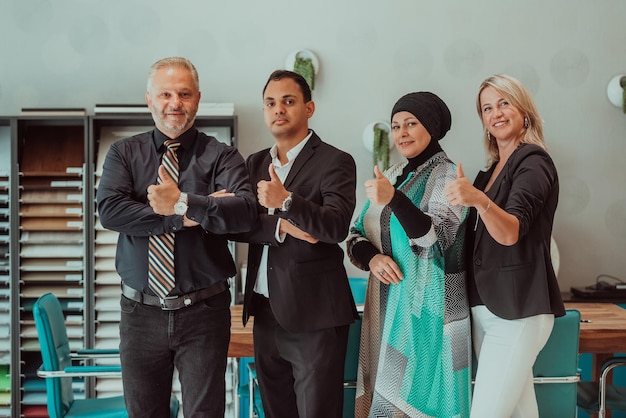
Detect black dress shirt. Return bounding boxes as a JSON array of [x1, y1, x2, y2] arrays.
[[96, 125, 257, 295]]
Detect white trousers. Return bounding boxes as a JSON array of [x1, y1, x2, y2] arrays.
[[470, 305, 554, 418]]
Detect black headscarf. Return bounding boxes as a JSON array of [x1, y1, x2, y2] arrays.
[[391, 92, 452, 141]]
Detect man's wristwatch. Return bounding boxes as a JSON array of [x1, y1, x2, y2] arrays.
[[281, 192, 293, 212], [174, 192, 188, 216]]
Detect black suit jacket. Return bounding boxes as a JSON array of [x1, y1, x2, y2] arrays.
[[470, 144, 565, 320], [239, 131, 359, 332]]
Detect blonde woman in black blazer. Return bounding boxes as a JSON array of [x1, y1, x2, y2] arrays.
[[445, 74, 565, 418]]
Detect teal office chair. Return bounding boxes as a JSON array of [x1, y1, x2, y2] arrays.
[[246, 362, 264, 418], [533, 309, 581, 418], [33, 292, 179, 418], [578, 355, 626, 417], [348, 277, 367, 306], [344, 278, 367, 418]]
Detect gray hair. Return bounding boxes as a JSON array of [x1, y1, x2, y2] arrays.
[[147, 57, 199, 92]]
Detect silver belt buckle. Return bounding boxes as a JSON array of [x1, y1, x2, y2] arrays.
[[159, 295, 180, 310], [159, 294, 193, 310]]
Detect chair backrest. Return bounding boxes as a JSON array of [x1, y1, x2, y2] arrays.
[[344, 316, 363, 382], [343, 315, 362, 418], [344, 278, 367, 418], [345, 278, 367, 380], [348, 277, 367, 305], [533, 309, 581, 418], [33, 293, 76, 418]]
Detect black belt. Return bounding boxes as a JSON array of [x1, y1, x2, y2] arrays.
[[121, 281, 228, 311]]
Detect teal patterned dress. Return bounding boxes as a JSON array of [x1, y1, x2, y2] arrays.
[[347, 152, 471, 418]]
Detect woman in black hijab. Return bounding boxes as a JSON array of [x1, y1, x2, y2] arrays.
[[347, 92, 471, 417]]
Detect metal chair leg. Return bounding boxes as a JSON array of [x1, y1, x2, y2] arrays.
[[599, 362, 622, 418], [248, 363, 256, 418]]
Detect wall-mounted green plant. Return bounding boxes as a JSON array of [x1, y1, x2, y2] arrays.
[[373, 124, 389, 173], [294, 56, 315, 90]]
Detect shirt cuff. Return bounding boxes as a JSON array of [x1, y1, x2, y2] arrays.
[[275, 218, 286, 243]]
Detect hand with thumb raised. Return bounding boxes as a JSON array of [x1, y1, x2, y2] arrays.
[[268, 163, 281, 183], [374, 165, 385, 179], [147, 164, 181, 215], [456, 162, 465, 179], [257, 163, 289, 209], [364, 165, 394, 206], [445, 161, 480, 208], [158, 165, 174, 185]]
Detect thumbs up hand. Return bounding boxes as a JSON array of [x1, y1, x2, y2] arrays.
[[374, 165, 384, 180], [445, 162, 481, 207], [257, 163, 290, 209], [456, 162, 465, 179], [364, 165, 394, 206], [158, 165, 175, 185], [147, 165, 182, 215]]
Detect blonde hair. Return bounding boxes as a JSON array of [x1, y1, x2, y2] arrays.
[[476, 74, 546, 166]]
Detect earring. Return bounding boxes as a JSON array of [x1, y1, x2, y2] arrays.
[[524, 116, 530, 129], [487, 131, 492, 141]]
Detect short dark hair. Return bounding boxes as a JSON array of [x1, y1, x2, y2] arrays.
[[262, 70, 312, 103]]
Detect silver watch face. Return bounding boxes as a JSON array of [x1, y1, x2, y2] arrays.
[[282, 196, 292, 211], [174, 202, 187, 215]]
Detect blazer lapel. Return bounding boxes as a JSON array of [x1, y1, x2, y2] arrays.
[[473, 166, 496, 242], [282, 132, 320, 189]]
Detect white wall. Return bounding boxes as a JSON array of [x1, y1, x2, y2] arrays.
[[1, 0, 625, 290]]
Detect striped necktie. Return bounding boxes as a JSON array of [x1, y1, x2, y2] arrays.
[[148, 139, 181, 298]]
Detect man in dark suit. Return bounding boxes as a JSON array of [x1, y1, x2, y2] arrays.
[[240, 70, 358, 417]]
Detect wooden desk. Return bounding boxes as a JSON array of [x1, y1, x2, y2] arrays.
[[229, 305, 254, 358], [231, 303, 626, 357], [566, 303, 626, 353]]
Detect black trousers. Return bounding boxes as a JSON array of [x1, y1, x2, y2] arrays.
[[119, 291, 231, 418], [252, 294, 349, 418]]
